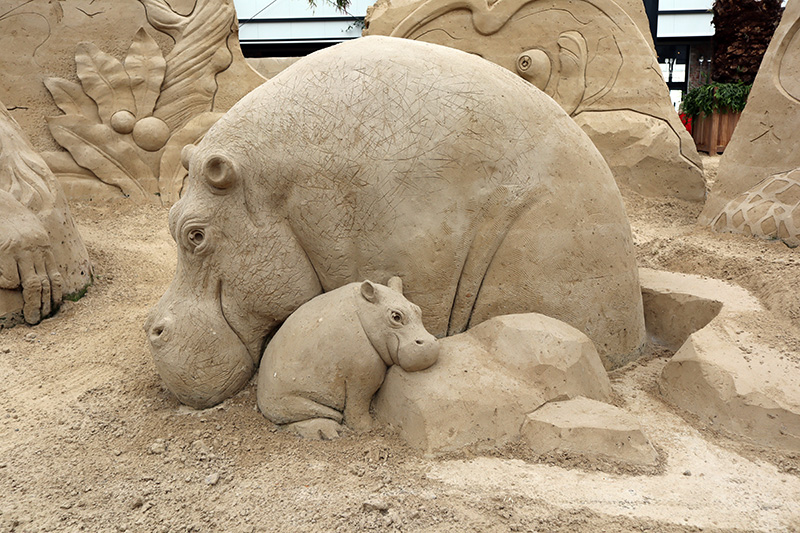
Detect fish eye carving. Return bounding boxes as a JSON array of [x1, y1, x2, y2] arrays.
[[516, 49, 552, 91]]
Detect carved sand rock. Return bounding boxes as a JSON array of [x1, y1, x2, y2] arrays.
[[0, 99, 92, 327], [641, 269, 800, 452], [710, 167, 800, 247], [521, 397, 659, 466], [146, 36, 645, 409], [364, 0, 705, 201], [700, 0, 800, 229], [0, 0, 264, 204], [374, 313, 612, 453], [256, 278, 438, 439]]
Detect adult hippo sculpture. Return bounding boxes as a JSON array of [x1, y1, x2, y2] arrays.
[[146, 36, 646, 409]]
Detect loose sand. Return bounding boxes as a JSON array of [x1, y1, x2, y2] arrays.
[[1, 156, 799, 532]]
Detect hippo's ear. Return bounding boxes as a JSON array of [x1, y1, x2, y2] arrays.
[[202, 153, 238, 193], [181, 144, 196, 171], [360, 280, 378, 303], [387, 276, 403, 294]]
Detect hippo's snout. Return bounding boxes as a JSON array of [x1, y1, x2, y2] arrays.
[[145, 313, 173, 346], [397, 332, 439, 372], [145, 293, 255, 409]]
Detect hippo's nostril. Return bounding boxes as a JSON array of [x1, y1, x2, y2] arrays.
[[415, 339, 424, 345], [148, 318, 172, 343]]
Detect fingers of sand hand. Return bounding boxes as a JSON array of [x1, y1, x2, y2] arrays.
[[34, 253, 52, 318], [0, 254, 20, 289], [18, 254, 43, 324], [44, 249, 63, 307]]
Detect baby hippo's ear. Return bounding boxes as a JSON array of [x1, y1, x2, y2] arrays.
[[181, 144, 196, 171], [387, 276, 403, 294], [360, 280, 378, 303], [202, 153, 238, 193]]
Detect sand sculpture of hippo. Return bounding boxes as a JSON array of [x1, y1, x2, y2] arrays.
[[257, 277, 438, 439], [145, 35, 645, 409]]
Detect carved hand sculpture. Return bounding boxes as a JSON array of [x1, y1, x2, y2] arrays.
[[0, 99, 91, 327], [0, 190, 63, 324]]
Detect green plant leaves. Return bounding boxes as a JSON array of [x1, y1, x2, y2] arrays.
[[681, 81, 752, 116]]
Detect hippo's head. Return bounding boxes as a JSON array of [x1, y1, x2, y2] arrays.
[[145, 143, 322, 409], [355, 280, 439, 372]]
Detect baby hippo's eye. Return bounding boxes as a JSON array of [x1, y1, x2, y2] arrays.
[[390, 310, 404, 325]]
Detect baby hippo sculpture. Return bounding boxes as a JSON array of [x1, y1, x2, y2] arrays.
[[256, 277, 438, 439]]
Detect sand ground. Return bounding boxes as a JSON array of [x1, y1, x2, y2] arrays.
[[1, 155, 799, 532]]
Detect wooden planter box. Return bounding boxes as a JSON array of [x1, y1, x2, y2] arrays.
[[692, 111, 741, 154]]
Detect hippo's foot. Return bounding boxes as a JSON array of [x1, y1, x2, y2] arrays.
[[344, 411, 376, 433], [286, 418, 348, 440]]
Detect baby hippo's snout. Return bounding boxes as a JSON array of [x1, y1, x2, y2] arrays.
[[397, 330, 439, 372]]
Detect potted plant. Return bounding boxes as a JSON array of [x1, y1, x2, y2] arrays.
[[680, 81, 750, 154]]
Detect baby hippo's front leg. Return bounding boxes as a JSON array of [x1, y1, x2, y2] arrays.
[[286, 418, 347, 440]]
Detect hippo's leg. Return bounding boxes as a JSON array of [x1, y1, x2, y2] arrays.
[[260, 393, 344, 425], [286, 418, 346, 440], [470, 204, 645, 367], [342, 385, 376, 432]]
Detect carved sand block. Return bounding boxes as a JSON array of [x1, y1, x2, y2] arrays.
[[640, 269, 800, 452], [710, 168, 800, 247], [521, 397, 658, 466], [0, 100, 92, 327], [374, 313, 613, 453], [0, 0, 264, 205], [700, 0, 800, 230], [364, 0, 705, 201], [257, 278, 439, 439], [146, 36, 646, 409]]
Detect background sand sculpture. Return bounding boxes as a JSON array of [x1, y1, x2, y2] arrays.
[[710, 167, 800, 247], [364, 0, 705, 201], [700, 0, 800, 243], [0, 100, 92, 327], [0, 0, 264, 204], [146, 36, 646, 410]]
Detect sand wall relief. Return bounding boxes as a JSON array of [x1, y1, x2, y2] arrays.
[[0, 0, 264, 205], [364, 0, 706, 201]]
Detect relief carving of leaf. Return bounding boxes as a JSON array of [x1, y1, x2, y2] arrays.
[[46, 115, 158, 202], [153, 0, 236, 131], [43, 78, 100, 123], [139, 0, 185, 38], [125, 28, 166, 119], [158, 111, 222, 204], [75, 42, 137, 125], [40, 151, 127, 201]]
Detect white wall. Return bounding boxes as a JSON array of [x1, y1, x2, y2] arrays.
[[236, 0, 373, 43]]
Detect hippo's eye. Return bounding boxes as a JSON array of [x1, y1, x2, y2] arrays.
[[182, 225, 211, 254], [188, 229, 205, 247], [390, 310, 404, 325]]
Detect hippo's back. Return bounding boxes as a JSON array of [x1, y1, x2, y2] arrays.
[[200, 36, 645, 367]]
